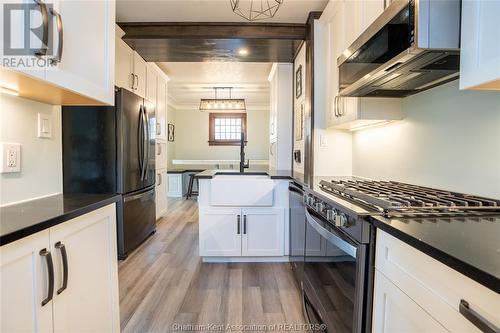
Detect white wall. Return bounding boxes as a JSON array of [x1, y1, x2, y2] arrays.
[[0, 95, 63, 205], [171, 107, 270, 162], [352, 81, 500, 198]]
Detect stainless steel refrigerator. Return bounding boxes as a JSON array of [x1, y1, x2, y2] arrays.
[[62, 88, 156, 259]]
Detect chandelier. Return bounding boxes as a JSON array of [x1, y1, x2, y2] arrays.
[[199, 87, 246, 113], [230, 0, 284, 21]]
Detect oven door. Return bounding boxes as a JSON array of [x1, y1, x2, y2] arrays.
[[303, 207, 370, 333]]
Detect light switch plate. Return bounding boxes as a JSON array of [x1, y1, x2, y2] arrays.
[[320, 134, 328, 147], [0, 143, 21, 173], [37, 113, 52, 138]]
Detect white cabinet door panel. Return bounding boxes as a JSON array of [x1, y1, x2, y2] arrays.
[[156, 169, 168, 219], [0, 230, 53, 333], [133, 52, 147, 98], [460, 0, 500, 90], [51, 204, 119, 333], [146, 63, 157, 104], [115, 33, 134, 91], [372, 270, 448, 333], [199, 208, 241, 257], [156, 77, 167, 139], [242, 208, 284, 257], [46, 0, 115, 105]]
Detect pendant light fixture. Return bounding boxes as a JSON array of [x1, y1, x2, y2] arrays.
[[199, 87, 246, 113], [230, 0, 284, 21]]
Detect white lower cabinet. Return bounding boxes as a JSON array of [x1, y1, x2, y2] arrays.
[[199, 207, 285, 257], [373, 230, 500, 333], [156, 168, 168, 219], [372, 270, 448, 333], [0, 230, 53, 333], [199, 208, 242, 257], [241, 208, 284, 257], [0, 204, 119, 333], [167, 173, 183, 197]]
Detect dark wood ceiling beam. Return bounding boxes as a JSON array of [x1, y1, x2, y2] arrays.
[[118, 22, 307, 40]]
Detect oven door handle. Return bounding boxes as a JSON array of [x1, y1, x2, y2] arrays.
[[305, 207, 357, 258]]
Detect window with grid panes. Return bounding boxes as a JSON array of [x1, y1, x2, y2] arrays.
[[208, 113, 247, 146]]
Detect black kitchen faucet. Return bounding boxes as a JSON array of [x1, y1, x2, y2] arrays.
[[239, 132, 249, 172]]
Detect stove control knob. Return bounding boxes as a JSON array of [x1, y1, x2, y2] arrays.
[[326, 209, 337, 222], [335, 213, 348, 227], [308, 196, 316, 206], [315, 201, 325, 213]]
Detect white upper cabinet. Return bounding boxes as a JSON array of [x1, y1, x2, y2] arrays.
[[132, 51, 147, 98], [115, 29, 148, 99], [0, 0, 115, 105], [460, 0, 500, 91], [115, 28, 134, 92], [145, 62, 157, 103], [268, 63, 293, 171], [156, 75, 168, 140], [45, 0, 115, 105], [319, 0, 402, 130]]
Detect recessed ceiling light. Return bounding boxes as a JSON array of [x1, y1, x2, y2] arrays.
[[238, 48, 249, 56]]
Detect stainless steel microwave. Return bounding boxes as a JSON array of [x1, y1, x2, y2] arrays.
[[337, 0, 461, 97]]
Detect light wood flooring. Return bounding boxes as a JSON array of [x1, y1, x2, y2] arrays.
[[118, 198, 305, 333]]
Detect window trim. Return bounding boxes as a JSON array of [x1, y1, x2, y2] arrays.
[[208, 113, 247, 146]]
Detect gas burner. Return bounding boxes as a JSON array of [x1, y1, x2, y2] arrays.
[[319, 179, 500, 218]]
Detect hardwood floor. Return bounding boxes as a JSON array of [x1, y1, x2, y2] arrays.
[[119, 198, 305, 332]]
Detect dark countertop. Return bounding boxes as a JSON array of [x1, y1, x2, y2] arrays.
[[167, 169, 205, 174], [195, 168, 293, 180], [308, 176, 500, 293], [0, 193, 121, 246]]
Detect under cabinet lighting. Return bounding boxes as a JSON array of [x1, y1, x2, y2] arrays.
[[349, 121, 393, 132], [0, 86, 19, 96], [238, 48, 249, 56]]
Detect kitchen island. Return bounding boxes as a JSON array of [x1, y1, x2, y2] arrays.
[[197, 170, 292, 262]]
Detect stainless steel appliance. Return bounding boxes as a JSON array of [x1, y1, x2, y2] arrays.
[[62, 88, 156, 259], [302, 178, 500, 332], [302, 188, 374, 333], [338, 0, 461, 97], [289, 182, 306, 285]]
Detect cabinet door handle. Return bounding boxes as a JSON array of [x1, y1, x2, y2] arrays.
[[157, 173, 162, 185], [156, 123, 161, 135], [243, 215, 247, 234], [49, 7, 63, 65], [157, 143, 162, 155], [33, 0, 49, 57], [135, 74, 139, 90], [54, 242, 68, 295], [131, 73, 135, 90], [459, 300, 498, 333], [39, 249, 54, 306], [334, 96, 339, 117], [237, 215, 241, 235]]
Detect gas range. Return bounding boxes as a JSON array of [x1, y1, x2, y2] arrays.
[[304, 177, 500, 244], [318, 179, 500, 218]]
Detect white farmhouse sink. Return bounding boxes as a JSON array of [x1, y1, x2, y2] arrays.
[[210, 175, 274, 206]]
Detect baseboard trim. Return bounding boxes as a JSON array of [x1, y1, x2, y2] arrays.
[[202, 256, 290, 263]]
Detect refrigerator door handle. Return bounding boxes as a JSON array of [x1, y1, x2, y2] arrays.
[[142, 105, 149, 182], [138, 105, 144, 180]]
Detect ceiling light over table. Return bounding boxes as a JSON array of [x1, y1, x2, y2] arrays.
[[230, 0, 284, 21], [199, 87, 246, 113]]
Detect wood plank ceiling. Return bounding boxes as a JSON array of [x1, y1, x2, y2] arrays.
[[117, 22, 307, 63]]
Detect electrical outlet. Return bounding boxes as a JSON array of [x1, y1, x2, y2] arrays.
[[1, 143, 21, 173]]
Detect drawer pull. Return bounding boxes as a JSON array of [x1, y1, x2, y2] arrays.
[[459, 299, 498, 333]]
